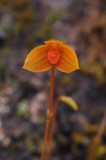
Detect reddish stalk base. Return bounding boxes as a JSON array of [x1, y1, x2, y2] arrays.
[[40, 67, 55, 160]]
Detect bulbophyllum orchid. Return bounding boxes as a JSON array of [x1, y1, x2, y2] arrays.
[[23, 39, 79, 160]]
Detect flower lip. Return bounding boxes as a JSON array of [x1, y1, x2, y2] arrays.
[[47, 47, 60, 65]]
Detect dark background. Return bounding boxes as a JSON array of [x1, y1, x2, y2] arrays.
[[0, 0, 106, 160]]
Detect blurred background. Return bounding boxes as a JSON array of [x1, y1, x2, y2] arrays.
[[0, 0, 106, 160]]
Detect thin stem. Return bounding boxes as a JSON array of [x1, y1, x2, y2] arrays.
[[40, 115, 50, 160], [49, 67, 55, 114], [97, 111, 106, 137], [45, 98, 60, 160], [40, 67, 55, 160]]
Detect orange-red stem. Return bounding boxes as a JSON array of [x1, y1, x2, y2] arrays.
[[45, 98, 60, 160], [49, 67, 55, 114], [40, 67, 55, 160]]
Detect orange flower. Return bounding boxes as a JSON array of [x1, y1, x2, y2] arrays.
[[23, 39, 79, 73], [23, 39, 80, 160]]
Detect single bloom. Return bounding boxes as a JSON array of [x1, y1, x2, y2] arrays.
[[23, 39, 79, 73]]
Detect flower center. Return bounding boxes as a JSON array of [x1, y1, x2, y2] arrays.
[[47, 47, 60, 64]]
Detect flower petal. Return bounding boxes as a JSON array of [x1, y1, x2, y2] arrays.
[[23, 45, 52, 72], [56, 44, 79, 73], [45, 39, 63, 49]]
